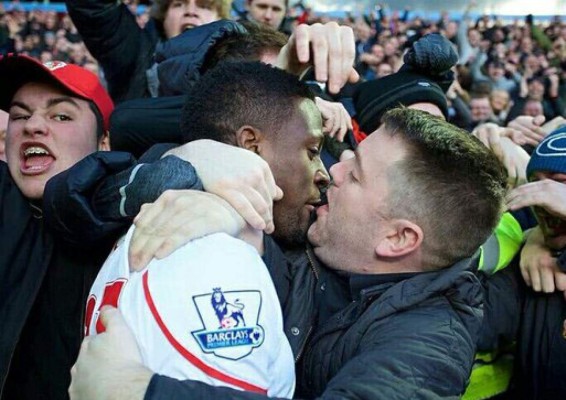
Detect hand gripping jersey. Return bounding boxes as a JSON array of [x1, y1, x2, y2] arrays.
[[86, 228, 295, 397]]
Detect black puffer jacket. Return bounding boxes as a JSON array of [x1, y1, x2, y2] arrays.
[[0, 162, 104, 398], [66, 0, 246, 103], [155, 20, 246, 97], [66, 0, 159, 102], [0, 161, 51, 392], [297, 254, 482, 399]]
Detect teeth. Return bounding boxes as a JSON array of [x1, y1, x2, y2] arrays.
[[24, 146, 50, 157]]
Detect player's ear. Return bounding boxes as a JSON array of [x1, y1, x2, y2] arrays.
[[236, 125, 264, 155]]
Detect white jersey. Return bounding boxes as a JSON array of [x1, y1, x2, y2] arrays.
[[86, 228, 295, 397]]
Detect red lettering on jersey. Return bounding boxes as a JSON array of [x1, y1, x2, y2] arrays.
[[84, 294, 97, 336], [84, 279, 127, 335]]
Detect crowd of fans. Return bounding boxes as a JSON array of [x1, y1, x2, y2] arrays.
[[1, 1, 565, 124], [1, 0, 566, 399]]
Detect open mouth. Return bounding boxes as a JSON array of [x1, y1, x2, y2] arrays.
[[315, 203, 329, 217], [20, 144, 55, 175], [182, 23, 196, 31]]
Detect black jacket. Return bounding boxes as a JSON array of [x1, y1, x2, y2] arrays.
[[0, 161, 106, 398], [66, 1, 247, 104], [515, 289, 566, 400], [0, 161, 49, 392], [154, 20, 246, 97], [66, 0, 160, 102], [474, 254, 566, 400], [43, 150, 202, 247], [298, 256, 481, 399]]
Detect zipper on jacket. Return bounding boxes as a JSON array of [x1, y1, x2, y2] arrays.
[[295, 325, 313, 363], [305, 246, 319, 280], [294, 247, 319, 363]]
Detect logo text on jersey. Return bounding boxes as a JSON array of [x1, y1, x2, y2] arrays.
[[191, 288, 264, 360]]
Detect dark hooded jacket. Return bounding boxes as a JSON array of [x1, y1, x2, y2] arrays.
[[0, 161, 104, 399], [66, 0, 160, 102]]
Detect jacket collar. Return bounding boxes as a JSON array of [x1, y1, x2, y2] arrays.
[[353, 251, 482, 315]]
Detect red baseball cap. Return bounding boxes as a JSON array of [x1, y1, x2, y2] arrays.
[[0, 54, 114, 131]]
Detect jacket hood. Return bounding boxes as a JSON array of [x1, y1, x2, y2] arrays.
[[155, 20, 247, 96]]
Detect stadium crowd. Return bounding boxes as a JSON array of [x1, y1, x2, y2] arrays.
[[1, 0, 566, 399]]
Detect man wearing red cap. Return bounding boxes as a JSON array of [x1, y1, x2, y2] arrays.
[[0, 54, 115, 399], [0, 53, 244, 399], [0, 53, 209, 399]]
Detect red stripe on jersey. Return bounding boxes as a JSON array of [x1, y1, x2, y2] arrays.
[[142, 271, 268, 395]]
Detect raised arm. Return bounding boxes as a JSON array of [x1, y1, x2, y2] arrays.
[[66, 0, 157, 100]]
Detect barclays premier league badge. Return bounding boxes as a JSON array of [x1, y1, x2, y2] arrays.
[[191, 288, 264, 360]]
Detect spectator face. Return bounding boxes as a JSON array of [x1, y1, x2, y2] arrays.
[[493, 29, 505, 43], [55, 37, 69, 52], [262, 99, 329, 246], [468, 29, 481, 47], [308, 126, 408, 272], [62, 15, 74, 30], [470, 98, 493, 122], [444, 22, 457, 38], [23, 36, 34, 51], [524, 55, 540, 73], [69, 45, 86, 64], [522, 99, 543, 117], [531, 171, 566, 250], [383, 40, 397, 57], [137, 11, 150, 28], [246, 0, 286, 30], [489, 90, 510, 113], [494, 43, 507, 59], [44, 33, 56, 49], [44, 12, 57, 31], [163, 0, 220, 39], [376, 63, 393, 77], [0, 110, 7, 162], [371, 44, 384, 61], [527, 79, 545, 101], [40, 51, 53, 64], [520, 37, 533, 53], [355, 23, 371, 42], [5, 82, 105, 199], [487, 63, 505, 80]]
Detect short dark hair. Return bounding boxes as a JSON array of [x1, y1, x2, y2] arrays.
[[202, 21, 287, 72], [381, 107, 507, 269], [180, 61, 314, 145]]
